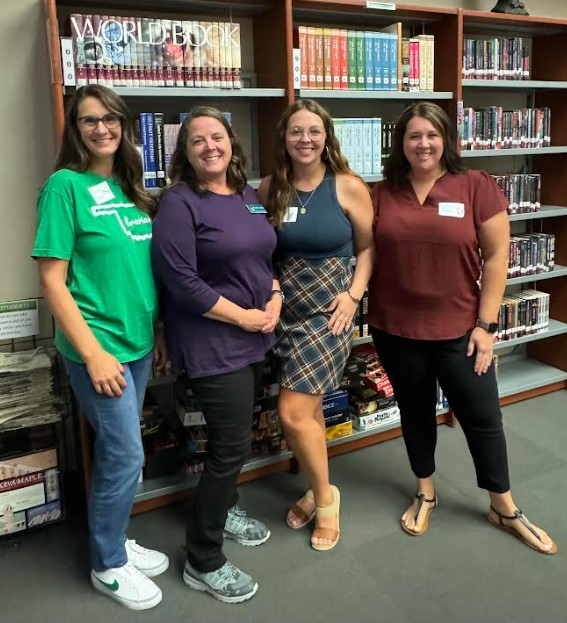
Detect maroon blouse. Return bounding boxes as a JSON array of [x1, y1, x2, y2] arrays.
[[367, 170, 508, 340]]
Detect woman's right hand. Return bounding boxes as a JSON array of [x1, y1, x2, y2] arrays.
[[238, 308, 273, 332], [84, 349, 127, 397]]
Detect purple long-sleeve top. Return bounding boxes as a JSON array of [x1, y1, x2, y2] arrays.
[[152, 182, 276, 378]]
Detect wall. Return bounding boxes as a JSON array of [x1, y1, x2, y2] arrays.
[[0, 0, 566, 309]]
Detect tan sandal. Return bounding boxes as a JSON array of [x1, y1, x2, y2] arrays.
[[487, 506, 557, 555], [286, 490, 315, 529], [401, 492, 437, 536], [311, 485, 340, 552]]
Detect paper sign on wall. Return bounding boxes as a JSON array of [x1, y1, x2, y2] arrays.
[[0, 300, 39, 340]]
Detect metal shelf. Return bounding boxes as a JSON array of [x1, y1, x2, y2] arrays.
[[506, 265, 567, 286], [353, 336, 373, 347], [461, 147, 567, 157], [494, 319, 567, 351], [462, 79, 567, 90], [509, 205, 567, 221], [299, 89, 453, 100], [497, 355, 567, 399]]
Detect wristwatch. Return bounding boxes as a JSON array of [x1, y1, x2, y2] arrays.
[[476, 319, 498, 334], [271, 289, 285, 303]]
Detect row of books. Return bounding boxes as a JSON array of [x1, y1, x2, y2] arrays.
[[68, 14, 242, 89], [507, 233, 555, 278], [297, 25, 434, 92], [334, 118, 382, 176], [491, 174, 540, 215], [497, 290, 550, 341], [462, 37, 530, 80], [458, 106, 551, 151]]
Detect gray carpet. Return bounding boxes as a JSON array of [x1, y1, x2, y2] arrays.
[[2, 391, 566, 623]]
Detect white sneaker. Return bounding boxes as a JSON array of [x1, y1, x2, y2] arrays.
[[125, 538, 169, 577], [91, 562, 162, 610]]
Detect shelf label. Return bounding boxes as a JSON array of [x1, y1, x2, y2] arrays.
[[0, 299, 39, 340], [366, 2, 396, 9]]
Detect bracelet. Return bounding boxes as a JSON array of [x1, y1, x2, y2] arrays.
[[271, 289, 285, 303], [346, 290, 361, 304]]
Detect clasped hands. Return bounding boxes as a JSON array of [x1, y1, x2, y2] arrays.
[[239, 295, 283, 333]]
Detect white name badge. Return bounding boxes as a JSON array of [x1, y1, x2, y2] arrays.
[[438, 202, 465, 218], [88, 181, 115, 204], [283, 206, 298, 223]]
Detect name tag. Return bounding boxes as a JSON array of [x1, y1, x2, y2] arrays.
[[246, 203, 267, 214], [283, 207, 298, 223], [88, 181, 115, 204], [438, 202, 465, 218]]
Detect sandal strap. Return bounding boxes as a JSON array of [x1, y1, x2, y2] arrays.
[[312, 527, 339, 541], [289, 503, 311, 525], [489, 506, 543, 544], [414, 492, 437, 524]]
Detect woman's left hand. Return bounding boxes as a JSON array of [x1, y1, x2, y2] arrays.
[[467, 327, 495, 375], [153, 326, 169, 372], [327, 292, 358, 336], [261, 296, 282, 333]]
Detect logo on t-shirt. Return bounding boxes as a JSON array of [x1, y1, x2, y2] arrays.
[[91, 204, 152, 241]]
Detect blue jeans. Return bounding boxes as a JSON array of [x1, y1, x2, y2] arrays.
[[64, 351, 153, 571]]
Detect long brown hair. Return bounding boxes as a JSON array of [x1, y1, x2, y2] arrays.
[[266, 99, 360, 227], [167, 106, 248, 195], [55, 84, 156, 216], [384, 102, 465, 188]]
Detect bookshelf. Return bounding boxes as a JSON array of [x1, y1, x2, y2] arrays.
[[44, 1, 567, 513]]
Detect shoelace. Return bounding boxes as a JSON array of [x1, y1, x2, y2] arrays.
[[208, 562, 239, 589], [227, 507, 254, 532]]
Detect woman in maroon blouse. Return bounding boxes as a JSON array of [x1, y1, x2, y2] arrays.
[[368, 102, 556, 554]]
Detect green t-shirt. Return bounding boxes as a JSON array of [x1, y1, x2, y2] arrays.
[[32, 169, 157, 363]]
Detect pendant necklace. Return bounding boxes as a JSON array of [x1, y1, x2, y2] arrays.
[[295, 188, 317, 215]]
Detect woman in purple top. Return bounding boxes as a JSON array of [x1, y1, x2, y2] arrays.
[[152, 107, 280, 604]]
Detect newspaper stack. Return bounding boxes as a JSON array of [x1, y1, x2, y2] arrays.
[[0, 347, 62, 432]]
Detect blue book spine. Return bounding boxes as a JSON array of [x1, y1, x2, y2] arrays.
[[389, 33, 398, 91], [142, 112, 157, 188], [364, 32, 374, 91], [372, 33, 382, 91], [380, 33, 389, 90]]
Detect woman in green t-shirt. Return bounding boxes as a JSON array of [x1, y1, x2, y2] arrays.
[[32, 85, 169, 611]]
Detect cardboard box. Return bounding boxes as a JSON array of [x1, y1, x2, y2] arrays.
[[324, 407, 351, 428], [322, 389, 349, 414], [352, 406, 400, 432], [325, 420, 353, 441], [0, 448, 63, 537]]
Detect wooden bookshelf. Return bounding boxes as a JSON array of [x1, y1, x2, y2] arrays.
[[44, 1, 567, 513]]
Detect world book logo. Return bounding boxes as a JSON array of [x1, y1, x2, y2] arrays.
[[70, 16, 240, 48]]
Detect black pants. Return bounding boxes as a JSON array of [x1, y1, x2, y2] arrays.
[[371, 328, 510, 493], [185, 361, 264, 572]]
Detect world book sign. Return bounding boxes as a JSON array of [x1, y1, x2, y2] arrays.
[[0, 300, 39, 340], [70, 16, 240, 47]]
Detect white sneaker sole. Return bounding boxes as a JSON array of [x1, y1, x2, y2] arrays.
[[91, 571, 162, 611], [182, 569, 258, 604], [223, 529, 271, 547], [134, 556, 170, 577]]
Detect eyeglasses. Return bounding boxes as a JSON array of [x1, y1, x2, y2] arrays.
[[78, 113, 122, 130], [287, 127, 325, 141]]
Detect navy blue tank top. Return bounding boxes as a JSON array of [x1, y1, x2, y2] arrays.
[[276, 171, 354, 260]]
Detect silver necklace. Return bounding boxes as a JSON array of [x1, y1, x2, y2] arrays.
[[294, 174, 325, 214], [295, 187, 317, 215]]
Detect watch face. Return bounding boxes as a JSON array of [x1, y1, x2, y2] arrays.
[[488, 322, 499, 334]]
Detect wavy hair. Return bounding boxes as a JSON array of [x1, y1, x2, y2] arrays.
[[167, 107, 248, 195], [55, 84, 156, 216], [266, 99, 361, 227], [384, 102, 465, 188]]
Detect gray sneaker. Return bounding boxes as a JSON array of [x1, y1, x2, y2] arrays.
[[183, 560, 258, 604], [224, 505, 271, 546]]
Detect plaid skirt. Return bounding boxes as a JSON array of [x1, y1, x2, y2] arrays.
[[274, 256, 353, 395]]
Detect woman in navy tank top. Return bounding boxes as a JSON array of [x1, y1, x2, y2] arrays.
[[258, 99, 374, 551]]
